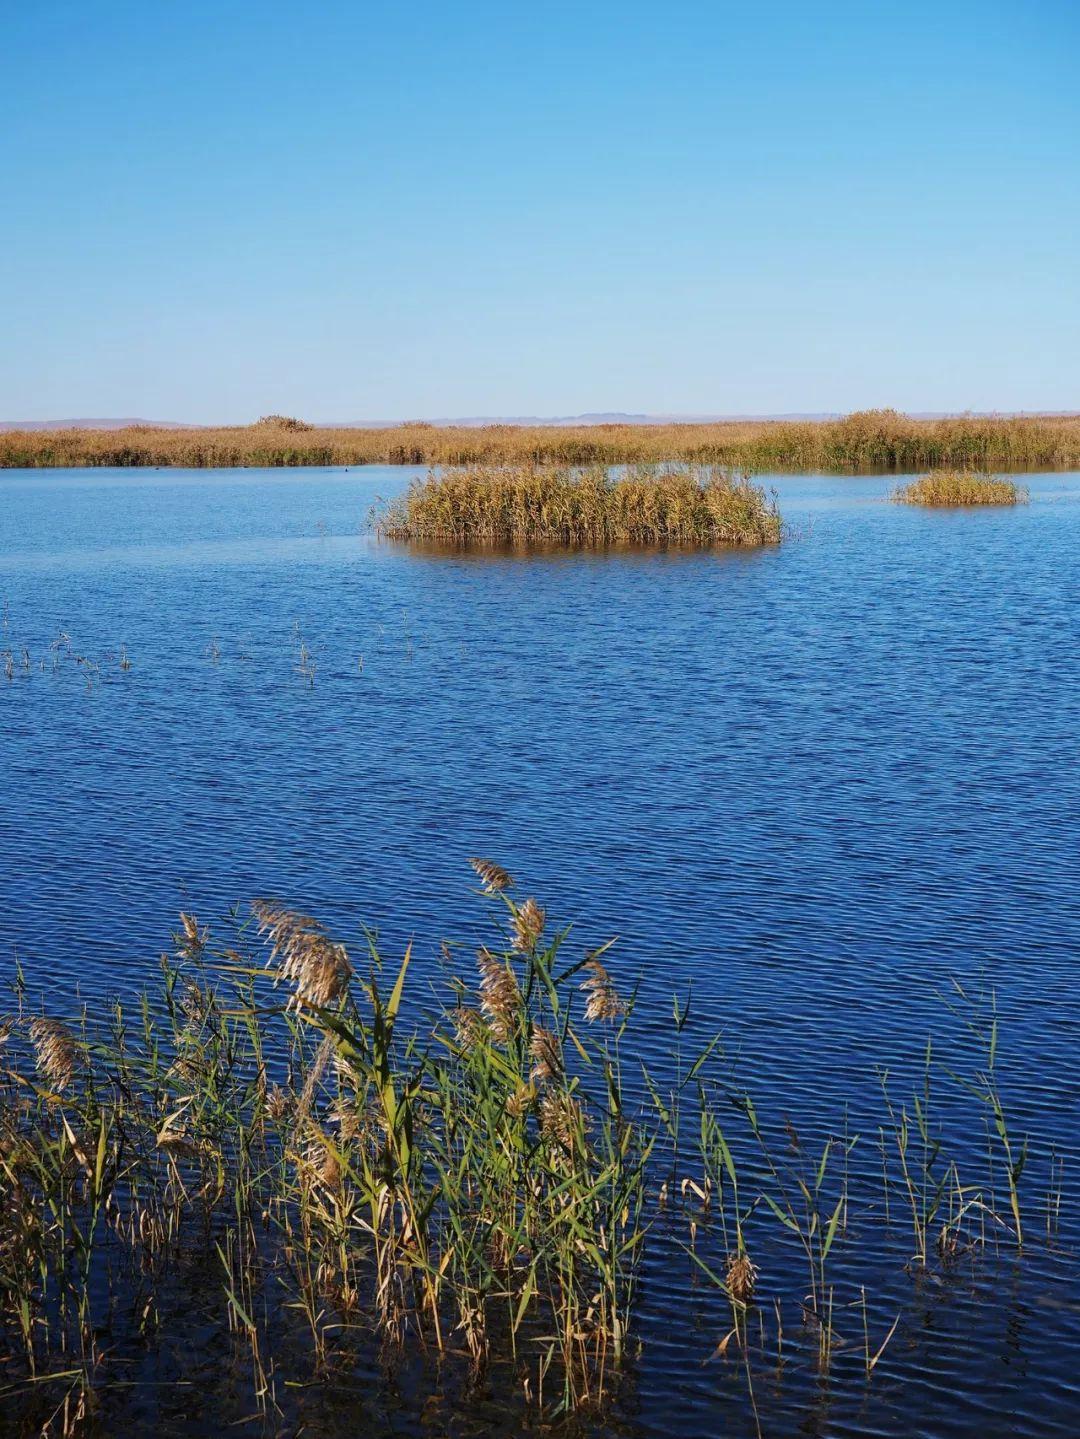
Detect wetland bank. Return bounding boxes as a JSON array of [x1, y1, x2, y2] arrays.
[[2, 464, 1079, 1436], [5, 409, 1080, 473]]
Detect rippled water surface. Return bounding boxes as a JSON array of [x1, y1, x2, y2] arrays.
[[2, 467, 1079, 1436]]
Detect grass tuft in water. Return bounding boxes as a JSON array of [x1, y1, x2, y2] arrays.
[[893, 471, 1028, 506], [377, 464, 782, 547]]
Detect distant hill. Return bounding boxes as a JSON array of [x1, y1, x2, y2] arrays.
[[0, 412, 841, 432], [0, 418, 192, 432]]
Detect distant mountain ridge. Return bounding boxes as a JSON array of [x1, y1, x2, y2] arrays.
[[3, 410, 1077, 432], [0, 413, 841, 432], [0, 418, 192, 432]]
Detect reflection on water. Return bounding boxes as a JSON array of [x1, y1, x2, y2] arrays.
[[2, 466, 1080, 1436]]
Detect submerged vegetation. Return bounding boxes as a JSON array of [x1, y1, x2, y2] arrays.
[[377, 464, 782, 546], [2, 409, 1078, 471], [894, 471, 1029, 506], [0, 866, 1056, 1433]]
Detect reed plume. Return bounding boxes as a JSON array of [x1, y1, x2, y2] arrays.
[[265, 1085, 292, 1122], [505, 1082, 536, 1120], [252, 901, 353, 1009], [177, 911, 209, 958], [452, 1004, 487, 1048], [726, 1252, 759, 1306], [476, 948, 521, 1043], [581, 956, 625, 1023], [529, 1024, 562, 1084], [28, 1016, 80, 1091], [510, 898, 545, 953], [468, 857, 514, 893], [539, 1090, 586, 1154]]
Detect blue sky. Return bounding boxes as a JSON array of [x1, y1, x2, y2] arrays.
[[2, 1, 1077, 421]]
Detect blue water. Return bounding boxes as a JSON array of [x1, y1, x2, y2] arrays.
[[2, 466, 1079, 1436]]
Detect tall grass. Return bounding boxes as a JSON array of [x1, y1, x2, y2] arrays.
[[376, 464, 782, 546], [2, 409, 1079, 471], [894, 471, 1028, 506], [0, 866, 1046, 1431]]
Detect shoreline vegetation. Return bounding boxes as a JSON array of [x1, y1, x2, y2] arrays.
[[894, 471, 1029, 506], [3, 409, 1080, 472], [377, 464, 782, 546], [0, 865, 1050, 1432]]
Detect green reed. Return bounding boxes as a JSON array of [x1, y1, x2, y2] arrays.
[[0, 863, 1052, 1432]]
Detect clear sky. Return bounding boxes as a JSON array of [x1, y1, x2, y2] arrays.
[[2, 0, 1078, 422]]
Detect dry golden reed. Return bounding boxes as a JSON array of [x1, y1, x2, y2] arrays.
[[379, 463, 781, 547], [4, 409, 1079, 471], [726, 1252, 759, 1305], [893, 470, 1028, 506]]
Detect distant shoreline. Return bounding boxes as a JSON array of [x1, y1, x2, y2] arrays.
[[4, 409, 1080, 434], [3, 410, 1080, 471]]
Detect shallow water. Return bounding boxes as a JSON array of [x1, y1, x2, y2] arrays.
[[2, 467, 1079, 1435]]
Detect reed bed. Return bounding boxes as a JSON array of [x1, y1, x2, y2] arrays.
[[2, 410, 1079, 471], [0, 868, 1051, 1433], [894, 471, 1029, 506], [377, 464, 782, 546]]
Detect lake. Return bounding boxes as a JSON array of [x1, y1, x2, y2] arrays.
[[2, 466, 1079, 1436]]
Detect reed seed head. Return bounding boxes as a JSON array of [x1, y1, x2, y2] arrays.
[[180, 979, 212, 1025], [476, 948, 521, 1043], [252, 901, 353, 1009], [540, 1090, 586, 1154], [177, 911, 209, 958], [468, 857, 514, 894], [452, 1004, 487, 1049], [510, 898, 545, 953], [300, 1131, 342, 1192], [581, 956, 625, 1023], [28, 1017, 80, 1091], [530, 1024, 562, 1085], [505, 1082, 536, 1120], [265, 1085, 291, 1122], [726, 1252, 758, 1305]]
